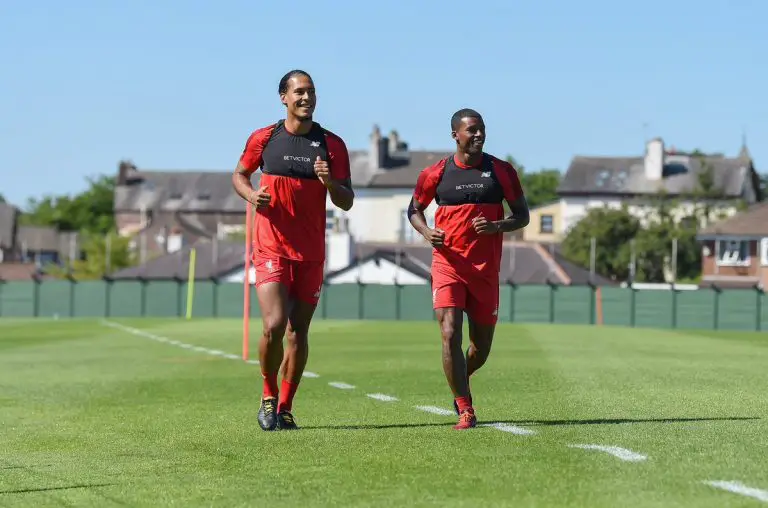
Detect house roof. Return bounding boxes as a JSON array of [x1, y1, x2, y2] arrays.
[[109, 237, 616, 286], [558, 152, 754, 198], [109, 239, 245, 280], [697, 202, 768, 238], [15, 226, 61, 252], [0, 202, 18, 249]]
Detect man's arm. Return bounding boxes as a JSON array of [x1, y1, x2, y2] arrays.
[[232, 128, 272, 208], [327, 177, 354, 211], [493, 195, 530, 232], [321, 132, 354, 211], [408, 197, 445, 246]]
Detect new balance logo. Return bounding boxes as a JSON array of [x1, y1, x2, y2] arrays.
[[310, 141, 320, 147], [481, 171, 491, 178]]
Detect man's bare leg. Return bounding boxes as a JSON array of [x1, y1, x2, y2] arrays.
[[466, 317, 495, 379], [275, 300, 316, 428], [436, 307, 476, 429], [255, 282, 289, 431]]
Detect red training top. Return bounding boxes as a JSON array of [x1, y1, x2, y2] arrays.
[[239, 120, 350, 262], [412, 153, 523, 281]]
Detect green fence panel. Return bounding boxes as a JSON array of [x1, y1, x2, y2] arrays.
[[38, 280, 72, 318], [512, 285, 552, 323], [361, 284, 398, 320], [143, 281, 181, 317], [553, 285, 593, 325], [74, 281, 108, 317], [718, 289, 760, 331], [675, 290, 717, 330], [0, 281, 35, 317], [5, 279, 768, 333], [321, 284, 360, 320], [599, 287, 632, 327], [399, 285, 434, 321], [634, 290, 674, 329], [109, 281, 142, 317], [214, 283, 245, 319], [181, 281, 216, 319]]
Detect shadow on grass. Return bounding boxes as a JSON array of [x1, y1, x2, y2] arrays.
[[300, 416, 761, 431], [0, 483, 117, 495]]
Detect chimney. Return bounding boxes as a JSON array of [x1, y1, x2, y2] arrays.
[[644, 137, 664, 180], [369, 125, 381, 170], [388, 130, 400, 153], [118, 160, 136, 185]]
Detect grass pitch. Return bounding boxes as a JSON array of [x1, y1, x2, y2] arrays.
[[1, 318, 767, 507]]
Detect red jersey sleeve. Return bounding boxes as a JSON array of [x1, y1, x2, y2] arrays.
[[239, 125, 275, 175], [413, 160, 446, 207], [493, 158, 524, 203], [324, 131, 351, 181]]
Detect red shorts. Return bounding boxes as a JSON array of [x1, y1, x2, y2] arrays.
[[252, 254, 324, 305], [432, 274, 499, 325]]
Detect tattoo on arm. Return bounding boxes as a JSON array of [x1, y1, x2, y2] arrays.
[[493, 196, 530, 233]]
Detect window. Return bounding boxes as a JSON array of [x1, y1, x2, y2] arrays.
[[540, 214, 553, 234], [761, 238, 768, 266], [717, 240, 750, 266], [325, 209, 335, 231]]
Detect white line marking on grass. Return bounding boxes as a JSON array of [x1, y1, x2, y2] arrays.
[[414, 405, 454, 416], [705, 481, 768, 502], [568, 444, 647, 462], [329, 382, 355, 390], [367, 393, 398, 402], [102, 321, 266, 368], [482, 423, 537, 435], [103, 322, 325, 381]]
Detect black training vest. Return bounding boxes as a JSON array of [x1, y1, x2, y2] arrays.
[[260, 120, 330, 179], [434, 154, 504, 206]]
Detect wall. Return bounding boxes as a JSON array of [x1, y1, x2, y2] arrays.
[[2, 280, 767, 332], [327, 188, 437, 244], [524, 202, 563, 243]]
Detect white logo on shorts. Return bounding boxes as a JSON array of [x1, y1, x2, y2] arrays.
[[265, 260, 274, 273]]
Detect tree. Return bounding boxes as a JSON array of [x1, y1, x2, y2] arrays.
[[0, 194, 6, 204], [505, 155, 561, 208], [521, 169, 561, 209], [45, 230, 135, 280], [560, 207, 641, 281], [20, 175, 116, 234]]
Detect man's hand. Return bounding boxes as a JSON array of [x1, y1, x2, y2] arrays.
[[248, 185, 271, 209], [422, 227, 446, 247], [472, 215, 500, 235], [314, 156, 331, 187]]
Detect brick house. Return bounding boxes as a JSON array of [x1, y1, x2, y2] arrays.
[[697, 203, 768, 288]]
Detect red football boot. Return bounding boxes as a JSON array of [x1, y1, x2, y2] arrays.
[[453, 408, 477, 430]]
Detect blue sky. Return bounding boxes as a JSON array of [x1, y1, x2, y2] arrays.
[[2, 0, 766, 207]]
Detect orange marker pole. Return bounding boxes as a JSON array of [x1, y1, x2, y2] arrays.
[[596, 286, 604, 326], [243, 203, 252, 360]]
